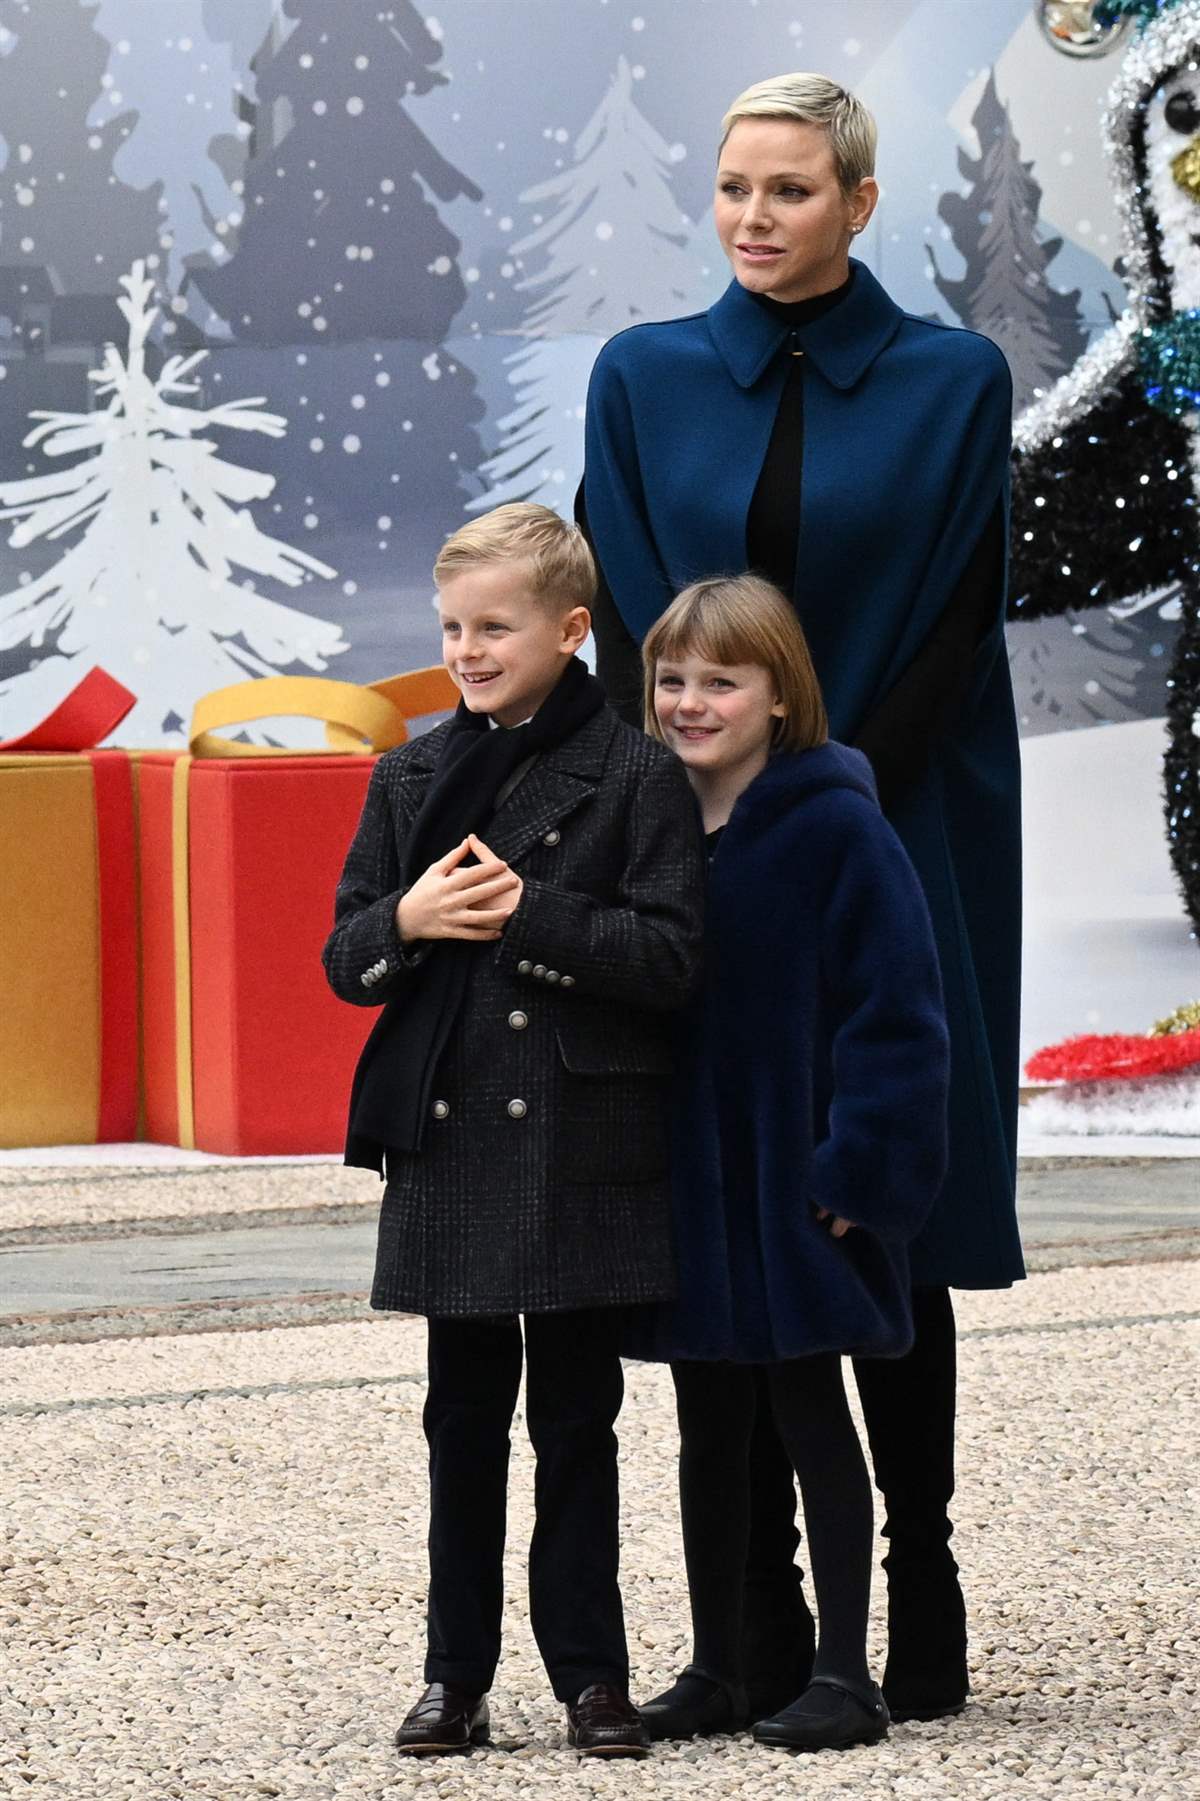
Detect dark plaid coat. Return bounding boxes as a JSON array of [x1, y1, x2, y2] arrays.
[[322, 705, 705, 1317]]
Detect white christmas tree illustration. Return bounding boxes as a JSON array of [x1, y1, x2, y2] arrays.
[[0, 261, 345, 744], [473, 57, 705, 513]]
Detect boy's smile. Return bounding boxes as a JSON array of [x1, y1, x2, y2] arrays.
[[437, 560, 590, 728]]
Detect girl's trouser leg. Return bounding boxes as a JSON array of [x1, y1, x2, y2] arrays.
[[742, 1371, 816, 1703], [766, 1354, 874, 1689], [670, 1360, 757, 1685], [423, 1315, 523, 1695], [523, 1308, 629, 1703]]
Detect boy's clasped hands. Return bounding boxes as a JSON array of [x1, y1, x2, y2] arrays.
[[396, 833, 523, 943]]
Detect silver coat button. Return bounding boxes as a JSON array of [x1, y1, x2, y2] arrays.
[[507, 1098, 528, 1120], [517, 960, 533, 976], [532, 964, 547, 979], [560, 975, 575, 989], [545, 970, 560, 984], [508, 1010, 529, 1030], [431, 1100, 450, 1120], [542, 829, 561, 846]]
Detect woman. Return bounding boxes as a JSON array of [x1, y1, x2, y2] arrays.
[[579, 72, 1024, 1725]]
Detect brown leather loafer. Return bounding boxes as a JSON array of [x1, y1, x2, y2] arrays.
[[565, 1683, 650, 1757], [394, 1682, 490, 1755]]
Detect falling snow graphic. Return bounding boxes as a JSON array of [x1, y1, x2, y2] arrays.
[[0, 261, 343, 743]]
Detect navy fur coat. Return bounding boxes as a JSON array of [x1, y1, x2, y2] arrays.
[[626, 743, 950, 1365]]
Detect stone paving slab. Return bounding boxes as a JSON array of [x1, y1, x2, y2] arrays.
[[3, 1263, 1198, 1801]]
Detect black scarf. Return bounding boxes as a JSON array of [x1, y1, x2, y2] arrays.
[[345, 655, 606, 1166]]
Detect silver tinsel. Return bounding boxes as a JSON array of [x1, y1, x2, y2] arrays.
[[1017, 0, 1200, 449], [1104, 0, 1200, 320]]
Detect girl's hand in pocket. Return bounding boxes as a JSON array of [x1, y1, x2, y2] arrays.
[[815, 1207, 853, 1239]]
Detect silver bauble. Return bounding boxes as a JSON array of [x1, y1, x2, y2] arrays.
[[1035, 0, 1133, 56]]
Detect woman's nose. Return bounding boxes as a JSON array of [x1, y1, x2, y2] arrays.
[[742, 189, 772, 230]]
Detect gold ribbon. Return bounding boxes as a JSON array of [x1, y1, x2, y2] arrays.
[[189, 674, 410, 758]]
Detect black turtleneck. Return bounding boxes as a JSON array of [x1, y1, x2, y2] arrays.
[[580, 270, 1000, 812], [745, 275, 854, 598]]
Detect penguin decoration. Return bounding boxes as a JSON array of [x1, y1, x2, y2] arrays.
[[1012, 0, 1200, 934]]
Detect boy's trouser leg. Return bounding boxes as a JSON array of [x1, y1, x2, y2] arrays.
[[423, 1314, 524, 1695], [523, 1308, 629, 1703]]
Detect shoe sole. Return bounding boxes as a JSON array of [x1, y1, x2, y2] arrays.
[[753, 1725, 888, 1753], [395, 1730, 491, 1756], [573, 1744, 649, 1758]]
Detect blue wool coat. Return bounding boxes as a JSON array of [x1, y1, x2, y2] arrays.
[[583, 262, 1024, 1289], [626, 744, 950, 1365]]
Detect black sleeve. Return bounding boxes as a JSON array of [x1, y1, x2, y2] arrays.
[[852, 505, 1002, 813], [575, 479, 645, 727]]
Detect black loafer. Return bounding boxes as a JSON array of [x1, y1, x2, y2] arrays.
[[639, 1664, 747, 1741], [394, 1682, 490, 1755], [565, 1683, 650, 1757], [752, 1676, 888, 1752]]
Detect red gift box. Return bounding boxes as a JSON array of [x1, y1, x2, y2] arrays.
[[138, 668, 456, 1155]]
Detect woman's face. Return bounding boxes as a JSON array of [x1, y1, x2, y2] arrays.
[[714, 117, 877, 303], [654, 652, 784, 782]]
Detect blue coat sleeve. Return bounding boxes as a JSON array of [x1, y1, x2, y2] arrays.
[[807, 794, 950, 1242], [582, 337, 676, 642]]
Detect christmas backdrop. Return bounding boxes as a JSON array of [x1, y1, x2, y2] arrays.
[[0, 0, 1181, 742]]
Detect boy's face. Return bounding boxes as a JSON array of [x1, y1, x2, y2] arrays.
[[438, 560, 590, 728]]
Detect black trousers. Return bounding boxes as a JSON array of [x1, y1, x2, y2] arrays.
[[745, 1286, 961, 1653], [423, 1309, 629, 1702], [673, 1353, 875, 1689]]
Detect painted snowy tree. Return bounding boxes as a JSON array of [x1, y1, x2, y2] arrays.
[[511, 57, 698, 339], [475, 57, 701, 513], [0, 261, 343, 744], [930, 71, 1088, 411], [188, 0, 484, 556], [0, 0, 162, 301], [191, 0, 481, 342]]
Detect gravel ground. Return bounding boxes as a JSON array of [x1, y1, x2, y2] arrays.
[[0, 1164, 368, 1240], [3, 1261, 1198, 1800]]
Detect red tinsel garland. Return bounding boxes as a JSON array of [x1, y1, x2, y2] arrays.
[[1025, 1028, 1200, 1084]]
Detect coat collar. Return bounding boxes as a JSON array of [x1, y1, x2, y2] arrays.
[[706, 258, 904, 392], [399, 702, 617, 781]]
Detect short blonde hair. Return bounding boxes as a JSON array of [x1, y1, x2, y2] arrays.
[[643, 574, 829, 755], [720, 72, 877, 194], [434, 502, 596, 611]]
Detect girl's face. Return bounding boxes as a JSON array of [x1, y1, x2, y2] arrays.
[[714, 117, 876, 303], [654, 652, 784, 780]]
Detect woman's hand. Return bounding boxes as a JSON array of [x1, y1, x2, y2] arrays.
[[815, 1207, 854, 1239], [395, 838, 522, 943]]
